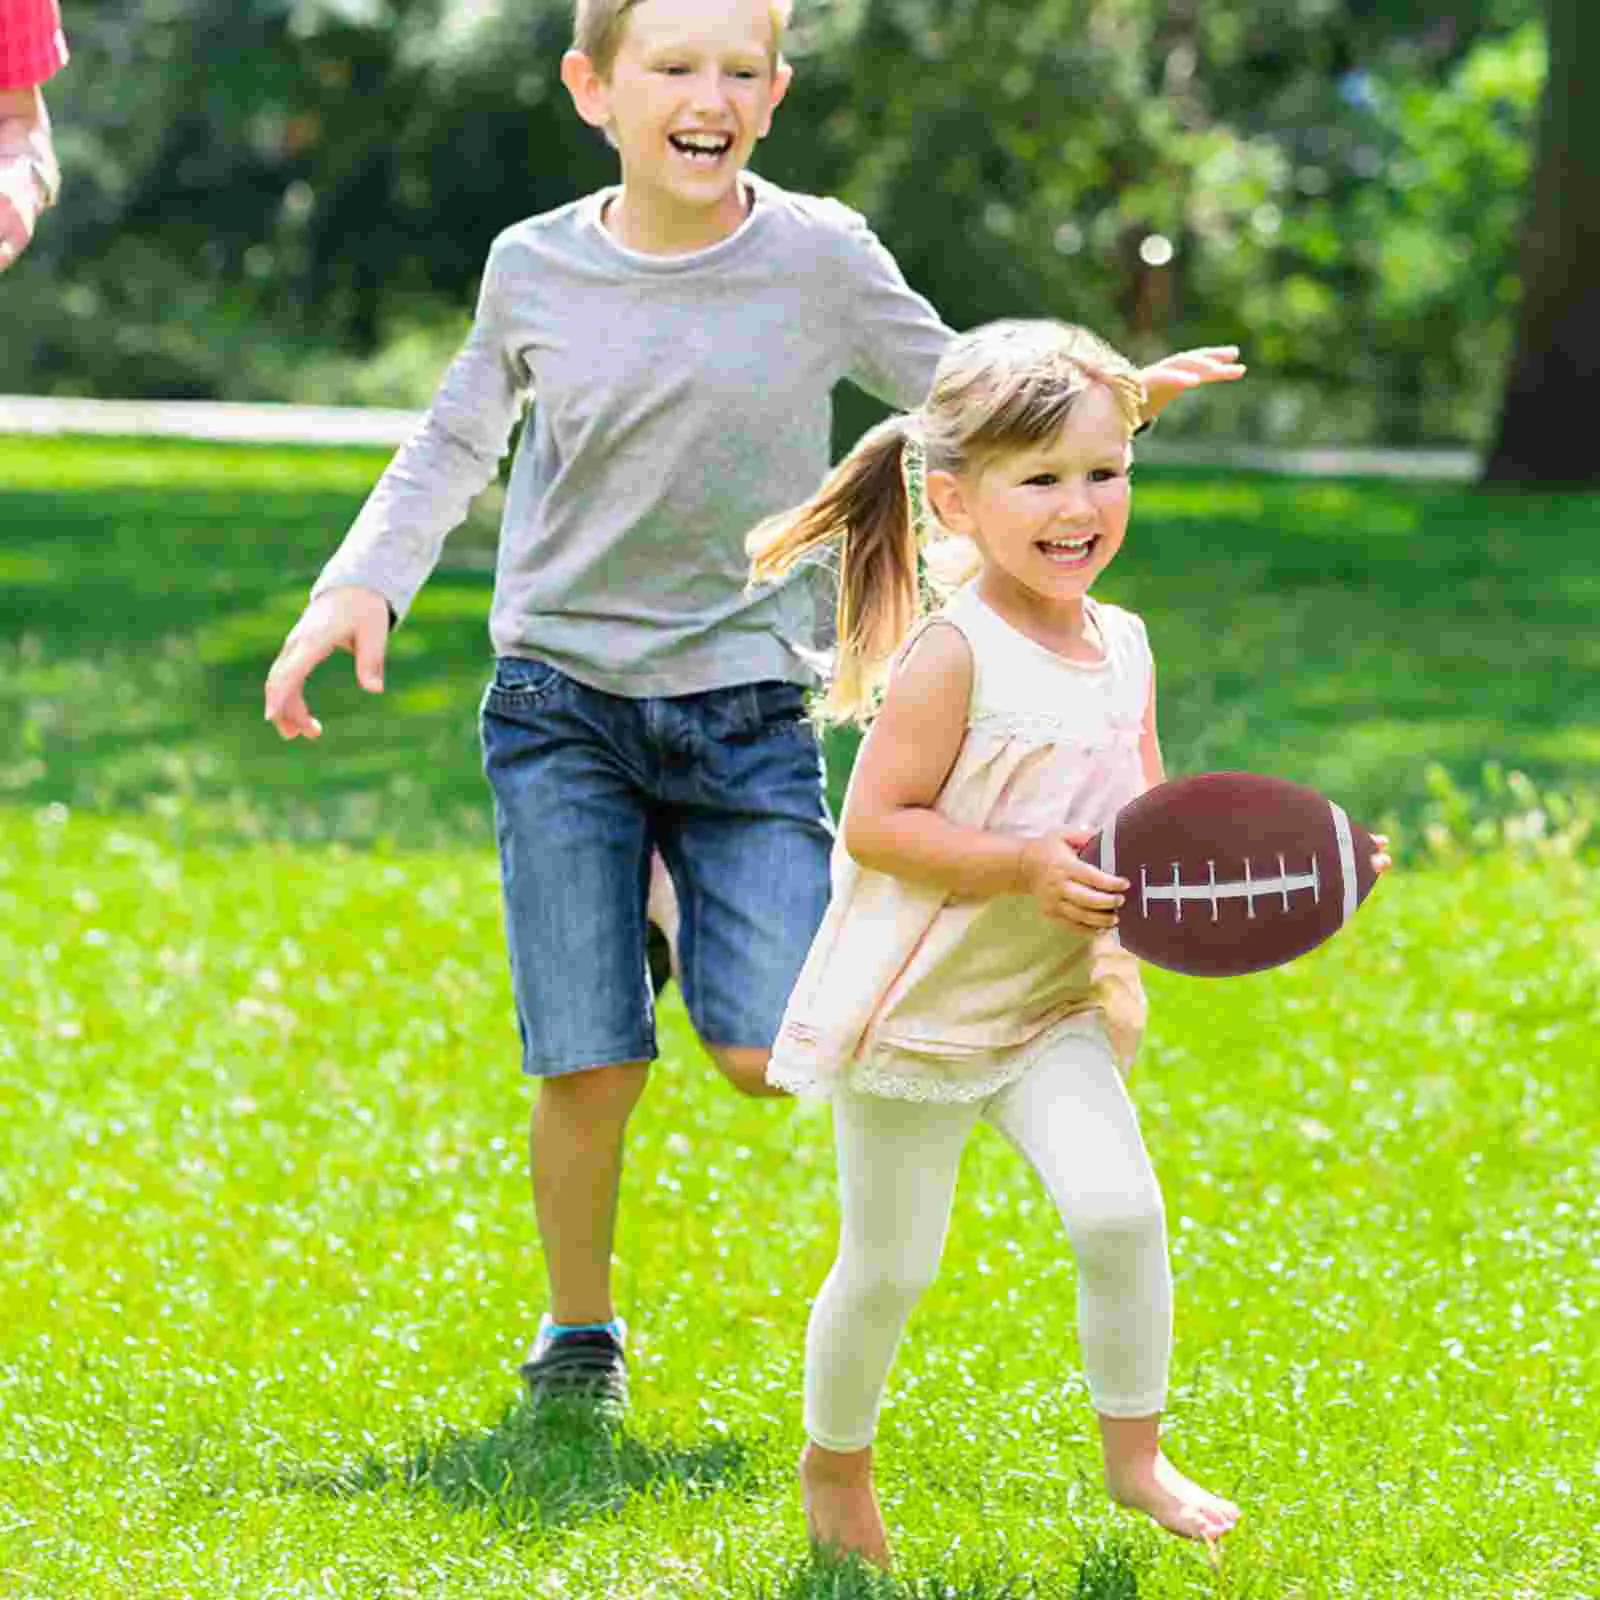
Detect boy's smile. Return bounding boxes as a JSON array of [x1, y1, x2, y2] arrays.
[[668, 131, 735, 166], [564, 0, 792, 253]]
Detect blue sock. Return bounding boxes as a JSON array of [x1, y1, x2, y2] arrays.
[[547, 1318, 622, 1341]]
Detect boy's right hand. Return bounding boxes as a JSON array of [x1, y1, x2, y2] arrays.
[[264, 586, 390, 741], [1019, 827, 1130, 932]]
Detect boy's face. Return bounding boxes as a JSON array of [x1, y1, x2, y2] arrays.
[[565, 0, 791, 217]]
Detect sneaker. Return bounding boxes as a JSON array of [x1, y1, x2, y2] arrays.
[[520, 1315, 629, 1411], [647, 922, 673, 998]]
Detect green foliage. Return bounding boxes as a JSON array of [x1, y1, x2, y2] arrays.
[[802, 0, 1546, 446], [1343, 23, 1546, 443], [1419, 760, 1596, 862], [13, 0, 597, 397], [9, 0, 1547, 446]]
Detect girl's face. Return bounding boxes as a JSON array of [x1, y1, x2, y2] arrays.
[[927, 382, 1134, 617], [569, 0, 790, 232]]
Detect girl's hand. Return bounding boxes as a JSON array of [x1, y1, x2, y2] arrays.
[[1371, 832, 1393, 877], [1019, 828, 1130, 932], [1140, 346, 1248, 422]]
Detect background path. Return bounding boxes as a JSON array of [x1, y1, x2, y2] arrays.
[[0, 395, 1482, 480]]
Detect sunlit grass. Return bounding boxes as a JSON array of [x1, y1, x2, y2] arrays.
[[1, 436, 1596, 1595], [1, 806, 1594, 1596]]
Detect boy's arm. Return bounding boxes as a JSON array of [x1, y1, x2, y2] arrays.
[[835, 214, 1247, 424], [266, 234, 532, 738], [836, 211, 955, 413], [1138, 346, 1248, 422], [311, 237, 532, 623], [264, 585, 390, 741]]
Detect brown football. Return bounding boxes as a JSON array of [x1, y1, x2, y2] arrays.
[[1078, 771, 1380, 977]]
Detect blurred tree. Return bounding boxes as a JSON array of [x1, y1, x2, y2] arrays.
[[800, 0, 1543, 446], [1483, 0, 1600, 483], [0, 0, 1548, 454]]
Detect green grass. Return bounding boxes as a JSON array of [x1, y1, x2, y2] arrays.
[[3, 436, 1599, 844], [1, 437, 1597, 1596], [2, 813, 1594, 1597]]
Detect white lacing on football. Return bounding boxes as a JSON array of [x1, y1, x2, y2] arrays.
[[1138, 852, 1322, 922]]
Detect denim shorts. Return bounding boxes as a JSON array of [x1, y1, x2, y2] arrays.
[[480, 657, 834, 1077]]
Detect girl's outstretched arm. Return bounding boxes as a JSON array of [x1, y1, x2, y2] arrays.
[[843, 622, 1127, 927], [1139, 346, 1247, 421]]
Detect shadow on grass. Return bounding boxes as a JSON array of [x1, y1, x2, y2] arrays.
[[8, 438, 1600, 846], [749, 1538, 1140, 1600], [286, 1399, 756, 1533], [0, 453, 506, 848]]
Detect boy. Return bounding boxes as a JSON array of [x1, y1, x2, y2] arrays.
[[263, 0, 1242, 1412]]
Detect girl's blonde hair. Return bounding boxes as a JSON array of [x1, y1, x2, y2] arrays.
[[748, 320, 1145, 725], [573, 0, 794, 78]]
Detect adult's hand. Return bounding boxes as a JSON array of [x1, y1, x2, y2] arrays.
[[0, 90, 57, 272]]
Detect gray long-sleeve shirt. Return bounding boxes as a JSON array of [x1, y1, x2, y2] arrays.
[[311, 171, 954, 697]]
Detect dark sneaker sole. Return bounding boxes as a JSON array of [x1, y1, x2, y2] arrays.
[[520, 1330, 629, 1411]]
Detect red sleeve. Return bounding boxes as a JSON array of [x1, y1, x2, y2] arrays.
[[0, 0, 70, 91]]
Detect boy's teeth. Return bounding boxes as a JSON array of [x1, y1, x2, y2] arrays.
[[672, 135, 731, 156]]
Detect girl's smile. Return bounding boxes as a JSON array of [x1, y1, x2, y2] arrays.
[[1037, 532, 1099, 568]]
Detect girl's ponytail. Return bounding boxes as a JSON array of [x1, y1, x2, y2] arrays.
[[748, 415, 921, 725], [752, 319, 1141, 725]]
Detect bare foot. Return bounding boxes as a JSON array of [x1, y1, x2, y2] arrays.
[[1105, 1450, 1242, 1544], [799, 1442, 892, 1571]]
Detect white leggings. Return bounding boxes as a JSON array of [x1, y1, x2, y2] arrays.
[[804, 1024, 1172, 1451]]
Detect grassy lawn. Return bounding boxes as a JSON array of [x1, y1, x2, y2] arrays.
[[1, 437, 1596, 1597], [2, 814, 1593, 1598], [3, 436, 1599, 843]]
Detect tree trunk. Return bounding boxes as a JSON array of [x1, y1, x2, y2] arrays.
[[1483, 0, 1600, 484]]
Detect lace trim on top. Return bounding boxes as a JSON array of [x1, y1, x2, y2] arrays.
[[967, 708, 1143, 747], [767, 1009, 1107, 1104]]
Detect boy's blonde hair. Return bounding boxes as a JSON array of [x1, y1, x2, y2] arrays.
[[573, 0, 794, 77], [748, 320, 1146, 725]]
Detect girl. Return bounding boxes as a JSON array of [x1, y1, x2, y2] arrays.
[[750, 320, 1380, 1564]]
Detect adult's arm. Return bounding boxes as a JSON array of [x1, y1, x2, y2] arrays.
[[0, 0, 68, 268], [0, 0, 69, 91]]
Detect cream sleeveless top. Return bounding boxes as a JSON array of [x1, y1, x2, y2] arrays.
[[768, 582, 1152, 1103]]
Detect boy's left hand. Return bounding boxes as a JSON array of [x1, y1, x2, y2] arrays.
[[1140, 346, 1247, 421], [1371, 832, 1393, 878]]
